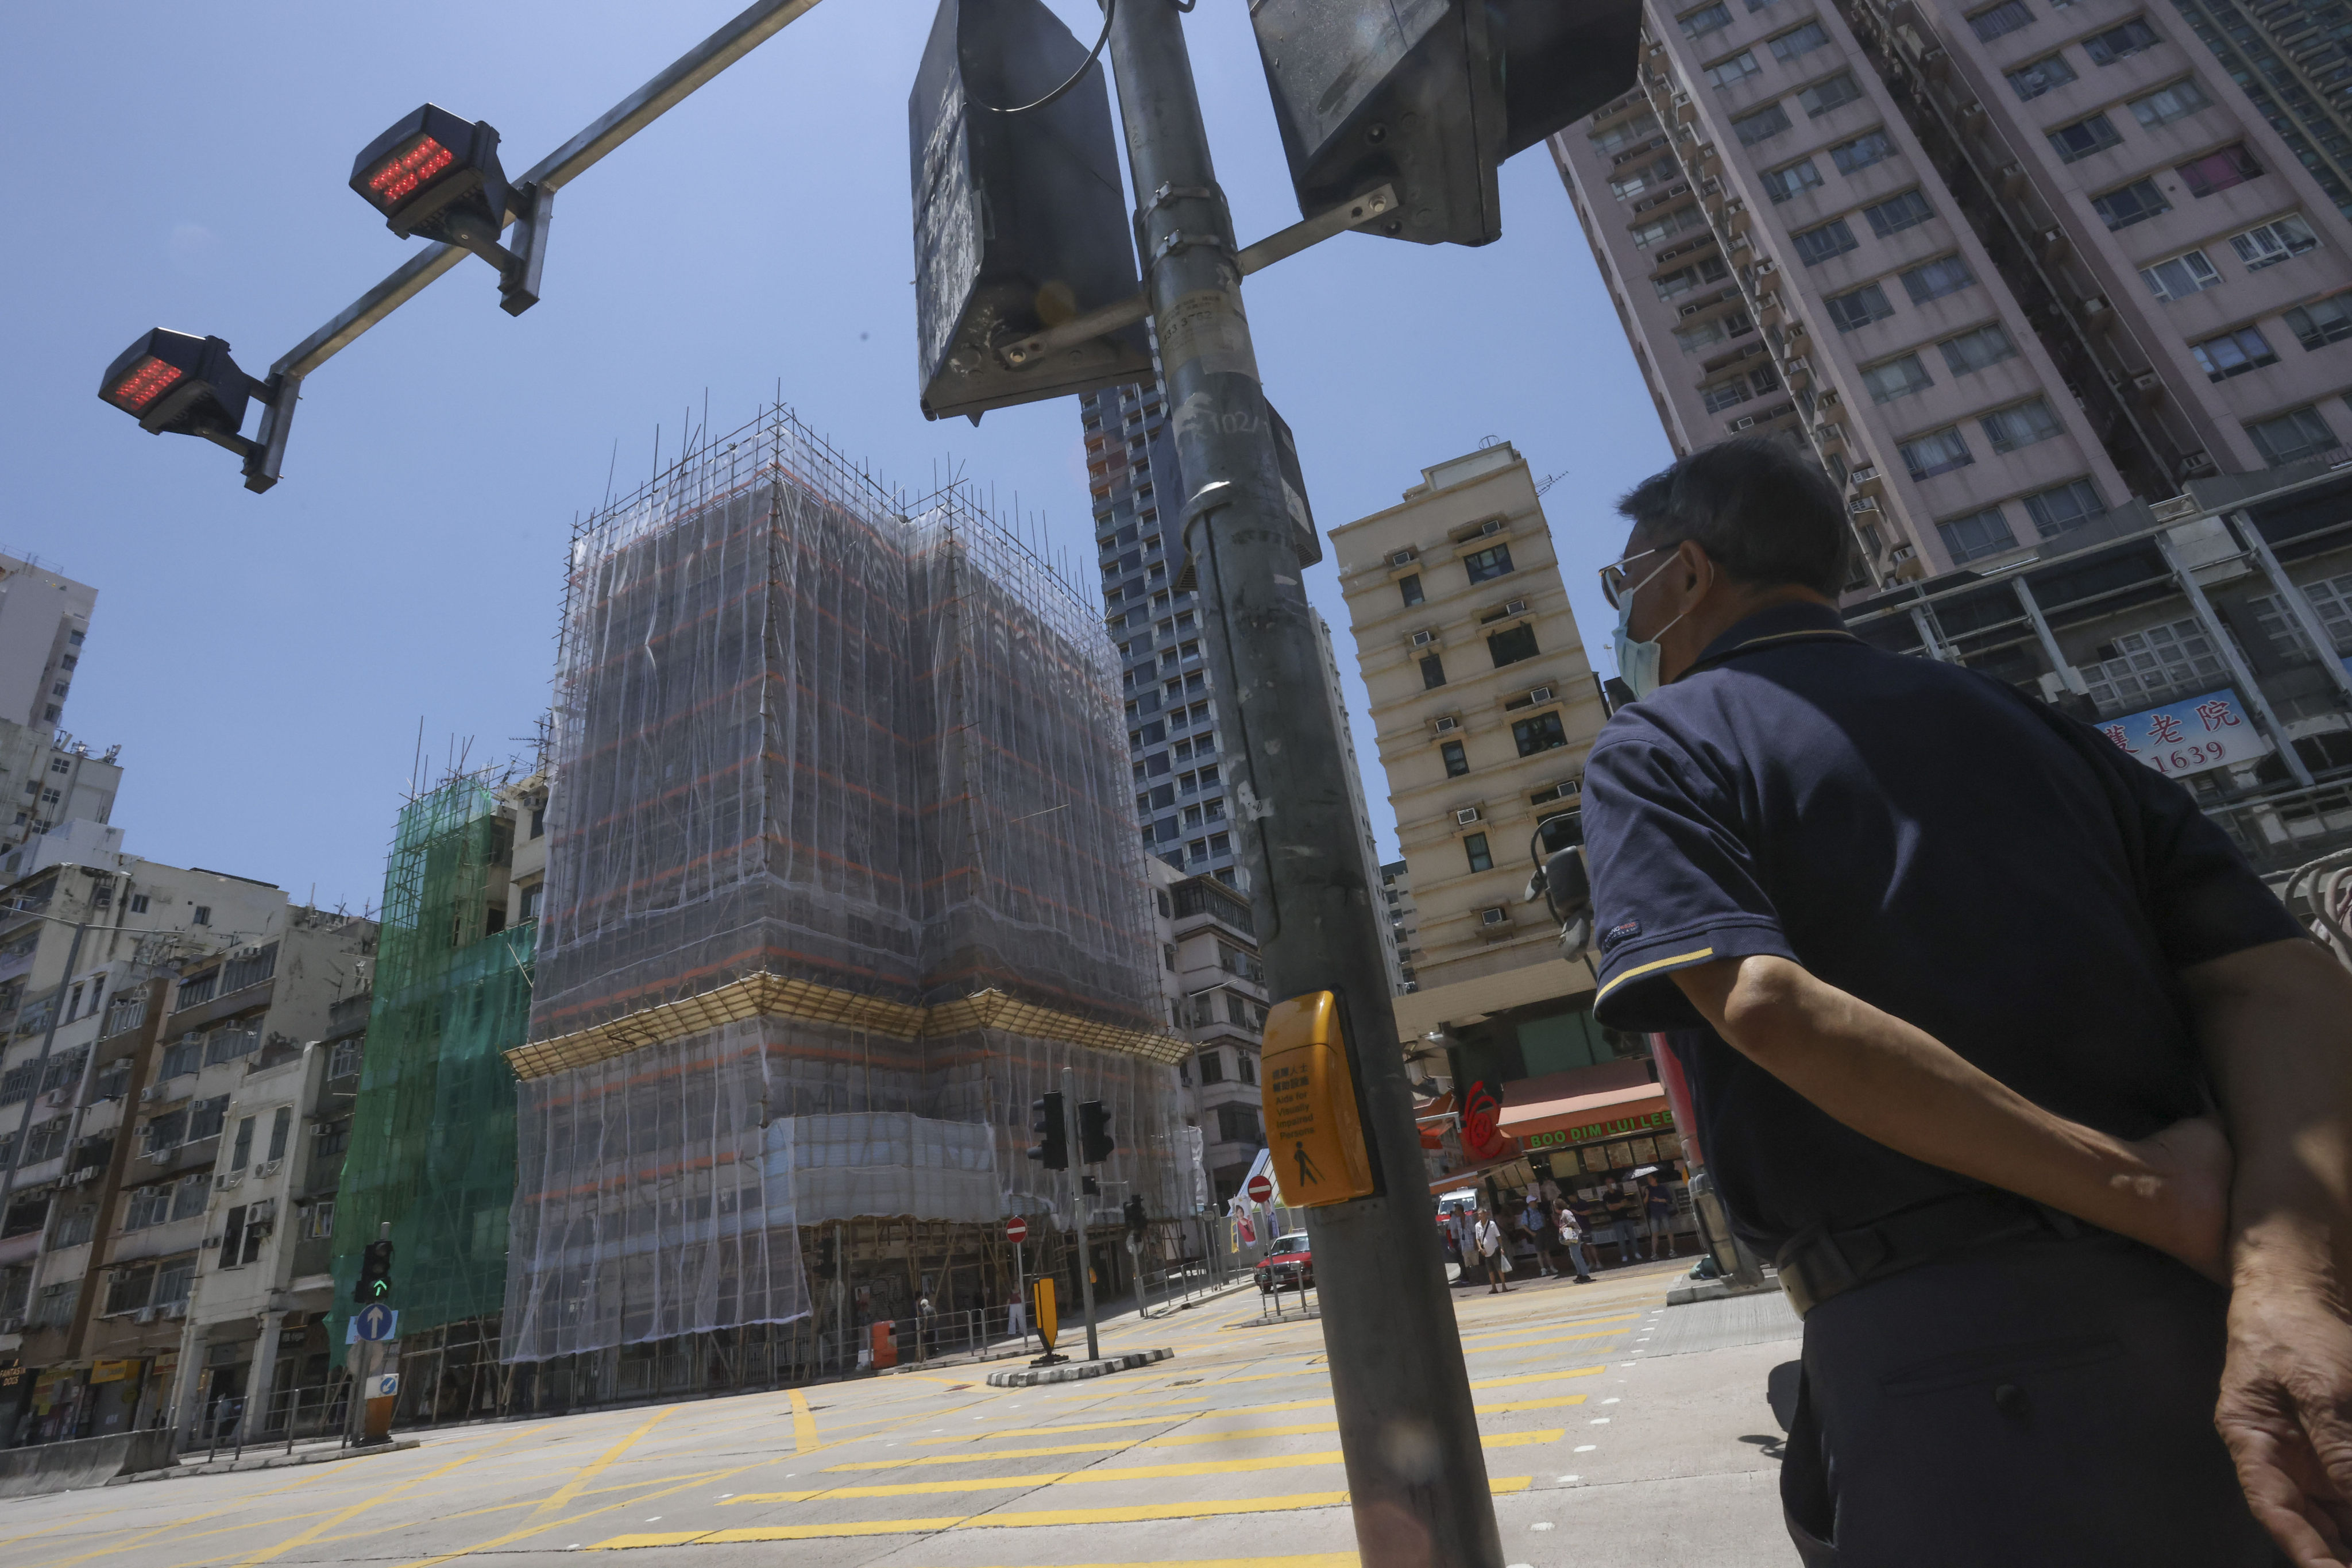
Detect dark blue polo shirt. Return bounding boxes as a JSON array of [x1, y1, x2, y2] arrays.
[[1584, 600, 2302, 1253]]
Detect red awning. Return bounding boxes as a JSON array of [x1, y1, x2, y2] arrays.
[[1497, 1082, 1673, 1141]]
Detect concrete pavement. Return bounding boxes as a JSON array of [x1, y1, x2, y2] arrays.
[[0, 1258, 1801, 1568]]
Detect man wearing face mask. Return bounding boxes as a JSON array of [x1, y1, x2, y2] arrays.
[[1581, 438, 2352, 1566]]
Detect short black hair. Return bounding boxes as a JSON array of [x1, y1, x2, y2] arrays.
[[1615, 438, 1848, 597]]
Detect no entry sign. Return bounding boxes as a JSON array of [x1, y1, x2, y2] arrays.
[[1006, 1217, 1029, 1243], [1246, 1173, 1273, 1205]]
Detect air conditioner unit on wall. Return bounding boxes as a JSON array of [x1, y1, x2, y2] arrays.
[[1389, 549, 1416, 567], [1432, 716, 1460, 734], [1455, 808, 1482, 826], [1480, 519, 1503, 536], [132, 1307, 156, 1325], [1481, 907, 1509, 926], [1410, 629, 1435, 647], [1504, 599, 1527, 616], [1528, 686, 1554, 704]]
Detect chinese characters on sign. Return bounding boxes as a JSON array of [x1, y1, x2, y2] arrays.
[[2096, 686, 2270, 778]]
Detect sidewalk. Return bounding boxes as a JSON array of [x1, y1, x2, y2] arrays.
[[110, 1436, 422, 1485]]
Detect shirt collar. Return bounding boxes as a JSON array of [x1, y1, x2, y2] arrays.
[[1680, 600, 1853, 679]]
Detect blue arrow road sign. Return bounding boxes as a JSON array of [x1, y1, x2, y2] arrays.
[[353, 1304, 399, 1342]]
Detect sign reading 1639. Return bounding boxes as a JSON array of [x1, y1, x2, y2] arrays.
[[2098, 686, 2270, 779]]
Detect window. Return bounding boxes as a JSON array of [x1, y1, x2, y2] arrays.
[[1938, 507, 2019, 563], [1762, 158, 1825, 202], [1237, 1051, 1258, 1085], [1674, 311, 1755, 352], [1900, 253, 1975, 302], [105, 1264, 154, 1317], [1198, 1049, 1225, 1084], [1861, 354, 1934, 401], [1681, 2, 1732, 35], [1770, 21, 1830, 61], [1420, 654, 1447, 689], [2046, 113, 2122, 161], [2091, 178, 2169, 230], [2178, 144, 2261, 198], [2287, 295, 2352, 350], [315, 1118, 351, 1158], [2231, 215, 2319, 270], [1589, 112, 1663, 155], [1900, 426, 1975, 479], [519, 882, 542, 922], [1463, 832, 1494, 874], [123, 1184, 171, 1230], [2006, 53, 2077, 99], [2022, 477, 2110, 536], [1826, 281, 1897, 330], [2082, 18, 2160, 64], [1704, 377, 1755, 412], [2248, 406, 2343, 466], [187, 1095, 229, 1144], [1463, 543, 1514, 582], [1982, 399, 2063, 452], [1940, 322, 2017, 373], [230, 1115, 254, 1172], [1798, 73, 1863, 115], [2130, 77, 2209, 127], [159, 1036, 200, 1079], [1863, 190, 1934, 236], [154, 1260, 194, 1308], [1441, 740, 1470, 777], [1655, 254, 1732, 300], [129, 894, 148, 914], [171, 1177, 207, 1221], [1630, 204, 1709, 248], [1708, 49, 1763, 88], [1734, 103, 1794, 144], [2140, 249, 2222, 300], [1488, 624, 1540, 666], [1215, 1103, 1261, 1145], [1398, 573, 1424, 607], [329, 1038, 364, 1080], [303, 1200, 335, 1241], [2192, 326, 2278, 380], [1829, 129, 1897, 173], [1793, 217, 1859, 264], [191, 905, 211, 927], [1969, 0, 2035, 40], [1513, 712, 1570, 756]]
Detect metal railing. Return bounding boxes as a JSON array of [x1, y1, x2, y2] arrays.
[[185, 1381, 351, 1463]]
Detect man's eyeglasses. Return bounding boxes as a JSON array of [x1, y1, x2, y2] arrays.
[[1598, 547, 1663, 611]]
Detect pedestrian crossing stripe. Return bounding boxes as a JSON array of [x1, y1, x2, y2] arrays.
[[586, 1480, 1534, 1547]]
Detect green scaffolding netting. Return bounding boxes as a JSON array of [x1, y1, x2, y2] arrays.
[[327, 775, 534, 1347]]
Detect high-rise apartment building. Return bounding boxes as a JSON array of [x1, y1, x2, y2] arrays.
[[2169, 0, 2352, 220], [0, 557, 95, 733], [1551, 0, 2352, 585], [1081, 383, 1384, 905], [1148, 860, 1270, 1205]]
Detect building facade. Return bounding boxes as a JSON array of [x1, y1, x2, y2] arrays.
[[0, 555, 96, 733], [1380, 860, 1422, 992], [2168, 0, 2352, 221], [0, 828, 373, 1448], [1551, 0, 2352, 586], [1148, 860, 1270, 1206]]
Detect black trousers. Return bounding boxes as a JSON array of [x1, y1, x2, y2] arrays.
[[1782, 1230, 2283, 1566]]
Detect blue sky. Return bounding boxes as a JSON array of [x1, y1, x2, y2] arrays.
[[5, 0, 1671, 912]]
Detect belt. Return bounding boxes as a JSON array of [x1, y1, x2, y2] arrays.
[[1774, 1189, 2079, 1319]]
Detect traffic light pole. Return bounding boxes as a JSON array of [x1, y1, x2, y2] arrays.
[[1063, 1065, 1100, 1362], [1098, 6, 1501, 1564]]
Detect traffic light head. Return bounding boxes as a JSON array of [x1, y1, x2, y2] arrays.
[[1123, 1194, 1148, 1239], [353, 1237, 395, 1305], [99, 330, 256, 447], [1029, 1091, 1068, 1171], [351, 105, 513, 248], [1077, 1100, 1114, 1165], [1249, 0, 1642, 247]]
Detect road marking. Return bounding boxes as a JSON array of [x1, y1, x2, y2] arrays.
[[1476, 1395, 1589, 1413], [827, 1422, 1348, 1469], [1467, 1366, 1608, 1390], [589, 1481, 1534, 1547], [1466, 1327, 1631, 1354], [790, 1389, 818, 1454], [223, 1426, 546, 1568], [730, 1432, 1561, 1503], [1457, 1313, 1640, 1345]]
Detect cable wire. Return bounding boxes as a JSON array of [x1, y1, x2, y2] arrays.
[[971, 0, 1117, 115]]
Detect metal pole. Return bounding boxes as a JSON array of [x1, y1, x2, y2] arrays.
[[1062, 1067, 1099, 1362], [1099, 7, 1500, 1563]]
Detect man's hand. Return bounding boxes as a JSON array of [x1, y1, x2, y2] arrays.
[[2217, 1276, 2352, 1563], [2183, 939, 2352, 1563], [2126, 1112, 2233, 1283]]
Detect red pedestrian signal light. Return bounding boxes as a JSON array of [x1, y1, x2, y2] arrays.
[[107, 356, 185, 415], [349, 104, 551, 316], [98, 329, 293, 493]]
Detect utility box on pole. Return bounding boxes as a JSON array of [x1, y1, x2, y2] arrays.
[[907, 0, 1156, 423]]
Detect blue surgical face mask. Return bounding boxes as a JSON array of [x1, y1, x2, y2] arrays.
[[1611, 555, 1687, 701]]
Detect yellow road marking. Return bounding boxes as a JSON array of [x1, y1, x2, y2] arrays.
[[1467, 1327, 1631, 1354], [1469, 1365, 1608, 1389], [730, 1431, 1559, 1503], [21, 1462, 368, 1568], [1458, 1312, 1639, 1344], [828, 1422, 1346, 1469], [385, 1407, 683, 1568], [790, 1389, 818, 1454], [1478, 1395, 1590, 1413], [591, 1480, 1534, 1547], [223, 1426, 544, 1568]]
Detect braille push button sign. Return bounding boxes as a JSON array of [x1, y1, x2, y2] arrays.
[[1260, 991, 1375, 1207]]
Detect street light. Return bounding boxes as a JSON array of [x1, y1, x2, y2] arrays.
[[349, 104, 551, 316], [97, 329, 294, 495]]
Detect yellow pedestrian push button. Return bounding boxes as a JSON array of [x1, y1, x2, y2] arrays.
[[1261, 990, 1376, 1206]]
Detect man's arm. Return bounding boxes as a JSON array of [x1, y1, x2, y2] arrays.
[[1669, 953, 2230, 1274], [2181, 938, 2352, 1565]]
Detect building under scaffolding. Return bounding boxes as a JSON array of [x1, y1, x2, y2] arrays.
[[329, 774, 535, 1416], [501, 405, 1185, 1381]]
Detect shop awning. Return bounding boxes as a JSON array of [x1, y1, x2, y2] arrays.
[[1498, 1082, 1672, 1144]]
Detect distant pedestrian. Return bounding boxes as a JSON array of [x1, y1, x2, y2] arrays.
[[1643, 1172, 1678, 1260], [1519, 1194, 1556, 1277], [1552, 1198, 1595, 1283], [1603, 1183, 1641, 1262], [1473, 1207, 1509, 1293], [1006, 1281, 1027, 1342]]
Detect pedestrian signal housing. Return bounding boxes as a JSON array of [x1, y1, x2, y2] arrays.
[[907, 0, 1154, 422], [1077, 1100, 1114, 1165], [1248, 0, 1643, 247], [1029, 1091, 1068, 1171], [1261, 991, 1377, 1206], [98, 329, 293, 493], [353, 1237, 396, 1304], [350, 104, 550, 315]]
